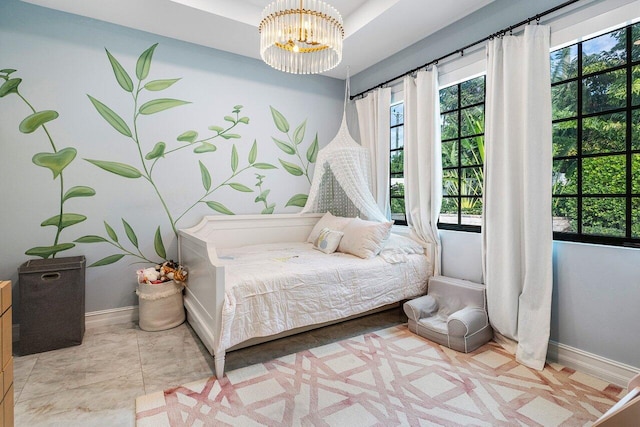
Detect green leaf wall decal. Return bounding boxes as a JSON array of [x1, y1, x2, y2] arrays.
[[19, 110, 59, 134], [0, 78, 21, 97], [238, 117, 250, 124], [105, 49, 133, 92], [74, 235, 109, 243], [145, 142, 166, 160], [231, 145, 238, 172], [0, 69, 17, 74], [220, 134, 241, 140], [273, 137, 295, 155], [41, 213, 87, 229], [139, 98, 190, 115], [228, 183, 252, 192], [63, 186, 96, 202], [279, 159, 304, 176], [252, 163, 277, 169], [25, 243, 75, 259], [32, 147, 77, 179], [224, 116, 235, 123], [87, 95, 132, 137], [85, 159, 142, 178], [255, 190, 270, 203], [154, 226, 166, 259], [136, 43, 158, 81], [122, 219, 139, 248], [194, 143, 216, 153], [104, 221, 118, 242], [307, 133, 319, 163], [285, 194, 308, 207], [206, 201, 234, 215], [293, 120, 306, 145], [248, 140, 258, 164], [208, 125, 224, 133], [144, 78, 180, 91], [89, 254, 125, 267], [177, 130, 198, 142], [270, 106, 289, 132], [199, 160, 211, 191]]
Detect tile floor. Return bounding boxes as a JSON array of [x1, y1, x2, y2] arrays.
[[13, 308, 408, 426]]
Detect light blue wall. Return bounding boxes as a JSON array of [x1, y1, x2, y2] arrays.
[[0, 0, 343, 316], [439, 230, 640, 370], [357, 0, 640, 370]]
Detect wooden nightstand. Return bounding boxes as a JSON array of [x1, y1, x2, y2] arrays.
[[0, 281, 13, 427]]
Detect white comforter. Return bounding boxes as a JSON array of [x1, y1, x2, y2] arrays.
[[214, 242, 430, 353]]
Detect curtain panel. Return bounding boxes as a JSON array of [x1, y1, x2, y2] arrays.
[[482, 25, 553, 370], [403, 69, 443, 276], [355, 87, 392, 219]]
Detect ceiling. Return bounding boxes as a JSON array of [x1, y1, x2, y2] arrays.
[[22, 0, 495, 79]]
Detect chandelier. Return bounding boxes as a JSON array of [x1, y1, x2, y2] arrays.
[[259, 0, 344, 74]]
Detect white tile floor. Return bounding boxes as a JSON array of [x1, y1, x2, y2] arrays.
[[13, 309, 407, 426]]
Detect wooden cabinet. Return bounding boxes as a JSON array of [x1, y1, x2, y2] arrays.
[[0, 281, 13, 427]]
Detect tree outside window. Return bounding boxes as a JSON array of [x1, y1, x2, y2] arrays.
[[551, 22, 640, 245], [439, 76, 486, 230]]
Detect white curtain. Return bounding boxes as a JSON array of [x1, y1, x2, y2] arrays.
[[356, 87, 392, 219], [482, 25, 553, 371], [403, 69, 442, 276]]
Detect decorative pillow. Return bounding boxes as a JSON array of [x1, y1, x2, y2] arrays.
[[381, 234, 425, 255], [338, 218, 393, 259], [313, 227, 344, 254], [307, 212, 353, 243]]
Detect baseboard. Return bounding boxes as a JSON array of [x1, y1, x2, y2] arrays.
[[84, 305, 139, 329], [13, 305, 139, 342], [547, 340, 639, 388]]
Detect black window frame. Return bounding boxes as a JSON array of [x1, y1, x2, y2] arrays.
[[389, 101, 406, 225], [438, 75, 486, 233], [551, 22, 640, 248]]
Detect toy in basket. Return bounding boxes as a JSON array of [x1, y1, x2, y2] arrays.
[[136, 261, 187, 332]]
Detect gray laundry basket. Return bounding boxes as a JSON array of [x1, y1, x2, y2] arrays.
[[18, 256, 86, 355]]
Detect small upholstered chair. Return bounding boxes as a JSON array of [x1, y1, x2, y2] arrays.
[[404, 275, 493, 353]]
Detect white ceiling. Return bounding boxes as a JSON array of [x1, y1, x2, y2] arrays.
[[21, 0, 495, 79]]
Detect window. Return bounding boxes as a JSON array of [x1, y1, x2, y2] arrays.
[[439, 76, 486, 230], [551, 22, 640, 246], [390, 102, 406, 224]]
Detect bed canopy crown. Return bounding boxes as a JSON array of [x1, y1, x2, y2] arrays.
[[301, 77, 387, 222]]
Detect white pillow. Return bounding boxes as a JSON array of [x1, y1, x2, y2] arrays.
[[381, 234, 425, 255], [307, 212, 353, 243], [338, 218, 393, 259], [313, 227, 344, 254]]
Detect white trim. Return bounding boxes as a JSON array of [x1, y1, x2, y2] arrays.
[[547, 340, 640, 388], [13, 305, 139, 342], [84, 305, 138, 329]]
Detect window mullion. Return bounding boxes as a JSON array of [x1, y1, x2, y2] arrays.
[[625, 25, 633, 239]]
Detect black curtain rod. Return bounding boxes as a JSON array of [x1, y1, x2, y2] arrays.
[[350, 0, 582, 100]]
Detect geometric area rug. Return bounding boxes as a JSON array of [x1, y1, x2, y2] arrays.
[[136, 325, 624, 426]]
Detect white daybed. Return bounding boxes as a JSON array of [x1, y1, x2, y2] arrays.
[[178, 213, 431, 377]]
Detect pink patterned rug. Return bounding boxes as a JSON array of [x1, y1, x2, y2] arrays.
[[136, 325, 624, 426]]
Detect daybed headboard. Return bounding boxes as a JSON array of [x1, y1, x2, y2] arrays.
[[179, 213, 324, 249]]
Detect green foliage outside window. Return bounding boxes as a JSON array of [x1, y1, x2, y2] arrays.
[[552, 23, 640, 242]]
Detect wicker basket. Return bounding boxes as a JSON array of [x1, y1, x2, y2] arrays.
[[136, 280, 185, 331]]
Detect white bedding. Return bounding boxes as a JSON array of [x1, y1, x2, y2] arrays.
[[214, 242, 430, 354]]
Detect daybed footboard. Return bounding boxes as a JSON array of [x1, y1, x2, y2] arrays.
[[178, 214, 323, 376]]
